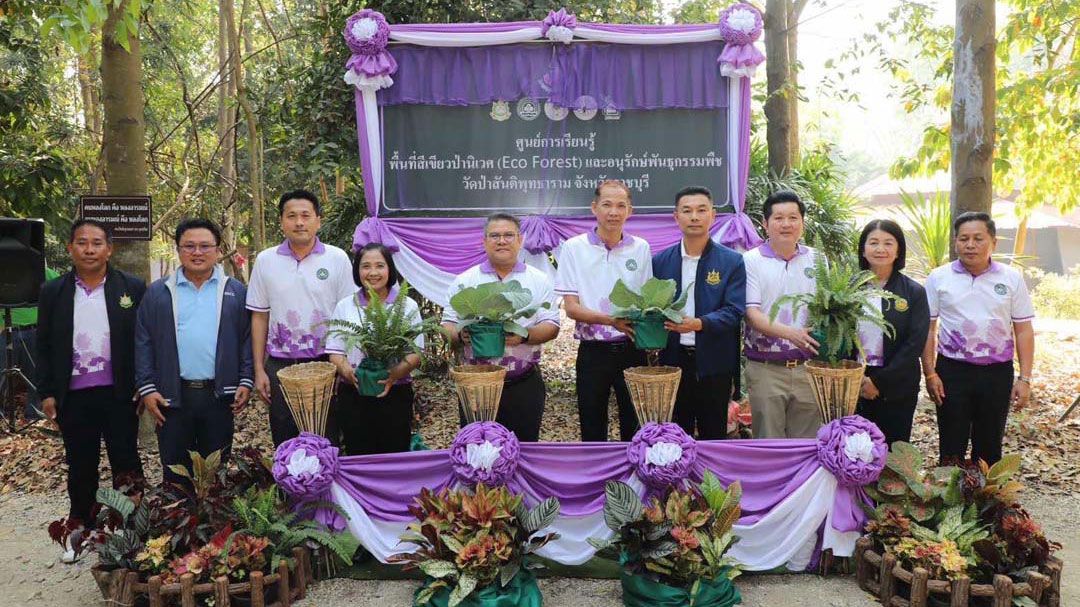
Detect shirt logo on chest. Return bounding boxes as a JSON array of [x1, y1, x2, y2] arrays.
[[119, 294, 134, 309], [994, 283, 1008, 296], [895, 298, 909, 312], [803, 267, 814, 278], [625, 259, 638, 271], [706, 269, 721, 286], [316, 268, 330, 280]]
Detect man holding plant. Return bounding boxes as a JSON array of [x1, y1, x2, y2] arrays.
[[134, 218, 253, 487], [742, 190, 822, 438], [442, 213, 560, 442], [652, 186, 746, 440], [556, 180, 653, 441]]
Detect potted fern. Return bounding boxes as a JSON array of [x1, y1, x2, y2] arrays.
[[324, 281, 443, 397], [609, 277, 692, 350], [448, 280, 551, 359], [769, 256, 898, 422]]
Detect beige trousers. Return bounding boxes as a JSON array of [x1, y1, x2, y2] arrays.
[[746, 360, 821, 438]]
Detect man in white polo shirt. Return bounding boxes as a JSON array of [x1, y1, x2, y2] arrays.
[[442, 213, 560, 442], [556, 179, 653, 441], [742, 190, 822, 438], [247, 189, 354, 445], [922, 212, 1034, 466]]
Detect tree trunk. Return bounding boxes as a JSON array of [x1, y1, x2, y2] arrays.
[[765, 0, 794, 176], [231, 0, 265, 254], [100, 1, 150, 282], [218, 0, 239, 275], [950, 0, 996, 250], [786, 1, 802, 165]]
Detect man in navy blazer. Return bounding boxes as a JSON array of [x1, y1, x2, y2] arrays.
[[652, 186, 746, 439]]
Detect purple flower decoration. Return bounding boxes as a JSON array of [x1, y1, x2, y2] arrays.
[[273, 432, 345, 530], [542, 8, 577, 44], [627, 422, 698, 492], [816, 415, 887, 487], [717, 3, 766, 78], [450, 422, 521, 487], [342, 9, 398, 91]]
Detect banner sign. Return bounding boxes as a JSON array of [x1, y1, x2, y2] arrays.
[[78, 195, 153, 241], [381, 102, 729, 216]]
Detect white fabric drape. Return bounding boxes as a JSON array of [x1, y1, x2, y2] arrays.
[[574, 26, 721, 45], [388, 26, 721, 47], [712, 75, 745, 250], [330, 468, 851, 571], [361, 90, 383, 201]]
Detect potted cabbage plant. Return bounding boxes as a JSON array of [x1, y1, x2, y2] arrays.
[[448, 280, 550, 359], [609, 278, 692, 350]]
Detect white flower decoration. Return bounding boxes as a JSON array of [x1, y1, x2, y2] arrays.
[[843, 431, 875, 464], [285, 448, 322, 477], [350, 17, 379, 42], [645, 442, 684, 467], [344, 70, 394, 92], [726, 8, 757, 34], [466, 440, 503, 471], [545, 25, 574, 44]]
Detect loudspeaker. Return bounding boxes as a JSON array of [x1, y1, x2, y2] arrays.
[[0, 218, 46, 308]]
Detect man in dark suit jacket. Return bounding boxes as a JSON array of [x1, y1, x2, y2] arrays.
[[652, 186, 747, 439], [38, 219, 146, 559]]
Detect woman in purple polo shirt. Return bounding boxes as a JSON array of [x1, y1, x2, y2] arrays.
[[921, 212, 1035, 465]]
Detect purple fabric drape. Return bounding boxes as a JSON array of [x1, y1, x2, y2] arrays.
[[379, 42, 728, 110], [327, 438, 842, 528]]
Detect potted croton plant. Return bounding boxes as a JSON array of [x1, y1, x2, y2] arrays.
[[389, 484, 560, 607], [324, 281, 444, 396], [609, 277, 691, 350], [449, 280, 551, 359], [590, 472, 743, 607]]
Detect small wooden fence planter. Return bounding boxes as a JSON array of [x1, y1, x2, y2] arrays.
[[854, 537, 1063, 607], [91, 547, 313, 607]]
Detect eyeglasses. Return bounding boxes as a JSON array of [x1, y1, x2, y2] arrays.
[[179, 244, 218, 254], [485, 232, 519, 242]]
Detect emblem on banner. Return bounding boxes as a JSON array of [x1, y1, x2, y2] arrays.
[[994, 283, 1008, 296], [706, 270, 721, 286], [317, 268, 329, 280], [516, 98, 540, 121], [573, 95, 598, 121], [626, 259, 638, 271], [490, 100, 511, 122], [603, 105, 621, 120], [544, 101, 568, 121], [895, 298, 909, 312]]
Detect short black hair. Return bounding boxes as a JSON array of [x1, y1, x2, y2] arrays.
[[352, 243, 400, 289], [763, 190, 806, 220], [593, 179, 633, 202], [674, 185, 713, 207], [858, 219, 907, 272], [69, 218, 112, 243], [953, 211, 996, 238], [278, 189, 321, 217], [174, 218, 222, 247], [484, 212, 521, 231]]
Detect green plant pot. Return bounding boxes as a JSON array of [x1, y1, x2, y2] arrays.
[[355, 359, 389, 397], [414, 569, 542, 607], [620, 570, 741, 607], [469, 321, 506, 359], [633, 313, 669, 350], [809, 328, 853, 363]]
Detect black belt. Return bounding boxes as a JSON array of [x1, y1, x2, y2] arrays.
[[505, 365, 539, 386], [180, 379, 213, 390], [753, 358, 806, 368], [580, 339, 632, 352], [679, 345, 696, 355]]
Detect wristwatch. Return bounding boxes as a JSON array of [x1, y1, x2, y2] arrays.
[[1017, 375, 1031, 384]]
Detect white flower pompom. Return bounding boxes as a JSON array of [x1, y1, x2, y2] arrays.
[[344, 70, 394, 92], [545, 25, 574, 44], [726, 8, 757, 34], [466, 440, 503, 471], [645, 442, 684, 467], [350, 17, 379, 42], [285, 448, 322, 477], [843, 431, 875, 464]]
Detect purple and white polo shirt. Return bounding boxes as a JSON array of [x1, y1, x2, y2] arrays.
[[857, 296, 886, 367], [926, 260, 1034, 365], [554, 229, 652, 341], [324, 285, 424, 385], [70, 276, 113, 390], [743, 241, 819, 362], [444, 261, 559, 380], [246, 238, 354, 359]]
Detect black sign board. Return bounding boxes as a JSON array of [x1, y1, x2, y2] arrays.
[[78, 196, 153, 241]]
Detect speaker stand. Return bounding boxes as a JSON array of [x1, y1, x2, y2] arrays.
[[1, 307, 40, 434]]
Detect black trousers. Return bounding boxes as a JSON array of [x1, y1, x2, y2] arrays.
[[672, 346, 734, 440], [576, 341, 645, 441], [158, 384, 235, 487], [339, 382, 414, 455], [856, 369, 918, 447], [58, 386, 143, 525], [265, 355, 338, 447], [935, 356, 1013, 466], [459, 366, 545, 443]]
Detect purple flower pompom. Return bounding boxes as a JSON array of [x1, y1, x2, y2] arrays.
[[816, 415, 887, 487], [627, 422, 698, 492], [450, 422, 521, 487]]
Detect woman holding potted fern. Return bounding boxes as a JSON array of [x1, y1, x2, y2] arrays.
[[854, 220, 929, 446], [325, 243, 436, 455]]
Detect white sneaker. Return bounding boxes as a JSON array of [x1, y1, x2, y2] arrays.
[[60, 529, 83, 564]]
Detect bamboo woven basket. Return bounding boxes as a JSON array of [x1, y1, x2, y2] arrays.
[[623, 366, 682, 425], [804, 359, 865, 424], [450, 364, 508, 423], [277, 362, 337, 436]]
